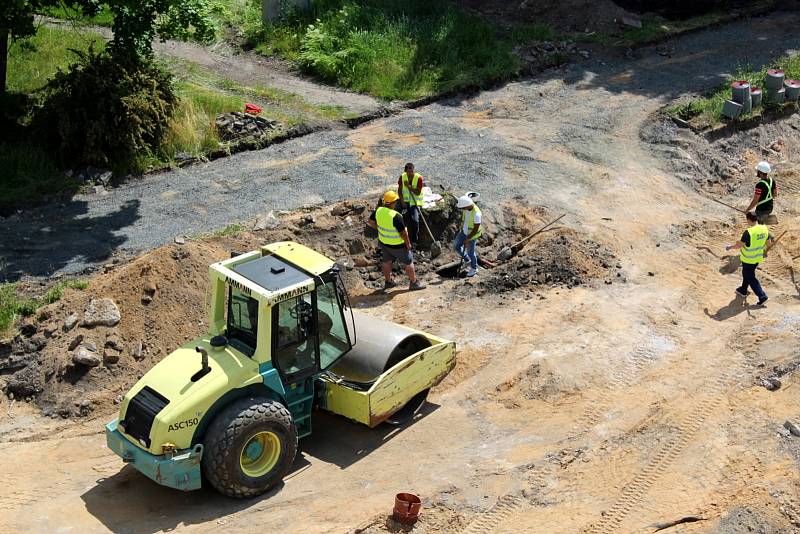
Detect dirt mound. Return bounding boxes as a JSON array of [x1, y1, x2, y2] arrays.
[[645, 112, 800, 200], [479, 229, 620, 294], [453, 0, 634, 34], [494, 361, 580, 408]]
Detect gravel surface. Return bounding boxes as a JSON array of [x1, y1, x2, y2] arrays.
[[3, 11, 800, 281]]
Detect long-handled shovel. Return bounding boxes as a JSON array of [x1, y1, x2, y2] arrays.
[[497, 214, 566, 262], [406, 186, 442, 258]]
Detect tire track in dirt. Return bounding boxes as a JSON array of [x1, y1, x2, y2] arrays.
[[459, 324, 676, 533]]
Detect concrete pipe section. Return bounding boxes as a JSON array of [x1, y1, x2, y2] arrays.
[[750, 87, 763, 108], [784, 80, 800, 101], [731, 80, 752, 114], [766, 68, 785, 91]]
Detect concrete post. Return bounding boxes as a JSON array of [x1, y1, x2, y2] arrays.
[[262, 0, 311, 24]]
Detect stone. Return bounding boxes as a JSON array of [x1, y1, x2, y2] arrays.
[[96, 171, 113, 186], [336, 257, 355, 270], [43, 324, 58, 338], [82, 298, 121, 327], [91, 185, 106, 195], [577, 50, 590, 59], [105, 335, 123, 351], [144, 281, 157, 294], [83, 341, 97, 352], [253, 211, 280, 231], [347, 239, 366, 255], [331, 204, 351, 217], [68, 334, 84, 352], [103, 349, 121, 364], [368, 271, 382, 281], [784, 420, 800, 437], [352, 255, 370, 268], [761, 377, 781, 391], [72, 347, 101, 367], [174, 235, 186, 245], [141, 294, 153, 305], [131, 341, 144, 361]]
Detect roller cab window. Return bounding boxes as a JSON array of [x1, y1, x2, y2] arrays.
[[273, 293, 319, 380], [316, 275, 352, 370], [227, 288, 258, 356]]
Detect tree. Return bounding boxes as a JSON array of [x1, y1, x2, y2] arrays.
[[103, 0, 216, 63]]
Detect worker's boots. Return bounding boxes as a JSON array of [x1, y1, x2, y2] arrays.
[[409, 280, 426, 291]]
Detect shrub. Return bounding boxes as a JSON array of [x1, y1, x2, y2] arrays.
[[33, 49, 178, 172]]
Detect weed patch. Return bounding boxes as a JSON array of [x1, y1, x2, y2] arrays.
[[251, 0, 519, 100], [0, 280, 88, 337]]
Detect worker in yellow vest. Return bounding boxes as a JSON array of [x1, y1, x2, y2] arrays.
[[397, 162, 425, 246], [454, 195, 483, 277], [727, 211, 773, 306], [367, 191, 426, 291], [745, 161, 778, 224]]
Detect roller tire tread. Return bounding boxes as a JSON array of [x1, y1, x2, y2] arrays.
[[202, 396, 297, 498]]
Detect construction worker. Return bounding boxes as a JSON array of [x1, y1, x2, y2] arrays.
[[726, 211, 773, 306], [454, 195, 482, 277], [367, 191, 426, 291], [397, 162, 425, 246], [745, 161, 777, 224]]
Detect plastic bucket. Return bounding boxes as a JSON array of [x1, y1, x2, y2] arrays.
[[393, 493, 422, 524]]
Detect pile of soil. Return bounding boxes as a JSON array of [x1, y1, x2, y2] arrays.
[[478, 229, 621, 295], [645, 112, 800, 198], [0, 198, 619, 418]]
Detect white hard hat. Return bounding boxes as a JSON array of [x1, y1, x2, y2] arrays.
[[456, 195, 474, 208], [466, 191, 481, 201], [756, 161, 771, 174]]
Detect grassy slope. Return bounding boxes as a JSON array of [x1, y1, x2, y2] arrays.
[[248, 0, 520, 101]]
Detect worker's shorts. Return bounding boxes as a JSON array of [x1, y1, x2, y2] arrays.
[[379, 242, 413, 265]]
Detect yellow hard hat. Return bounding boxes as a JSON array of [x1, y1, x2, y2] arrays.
[[383, 190, 399, 204]]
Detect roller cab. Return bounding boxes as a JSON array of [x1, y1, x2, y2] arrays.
[[105, 242, 456, 498]]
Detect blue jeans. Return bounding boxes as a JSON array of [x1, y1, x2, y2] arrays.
[[454, 231, 478, 270], [739, 262, 767, 300]]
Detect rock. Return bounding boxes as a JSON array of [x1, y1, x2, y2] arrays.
[[336, 257, 355, 270], [141, 294, 153, 305], [83, 340, 97, 352], [68, 334, 84, 351], [621, 15, 642, 28], [761, 377, 782, 391], [253, 211, 280, 231], [331, 204, 351, 217], [72, 347, 101, 367], [352, 255, 370, 268], [784, 420, 800, 437], [19, 324, 36, 337], [144, 281, 157, 294], [82, 298, 121, 327], [298, 215, 315, 227], [43, 324, 58, 338], [347, 239, 366, 255], [577, 50, 590, 59], [131, 341, 144, 361], [368, 272, 382, 281], [103, 349, 121, 364], [105, 335, 123, 351], [96, 171, 113, 186], [174, 235, 186, 245]]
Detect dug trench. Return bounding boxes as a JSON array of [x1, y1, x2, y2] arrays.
[[0, 198, 621, 420]]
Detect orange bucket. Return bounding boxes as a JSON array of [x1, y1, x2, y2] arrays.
[[393, 493, 422, 524]]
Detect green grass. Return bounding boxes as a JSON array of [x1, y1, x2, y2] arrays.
[[0, 279, 88, 337], [249, 0, 520, 100], [40, 4, 115, 27], [668, 53, 800, 127], [7, 25, 105, 94], [194, 222, 247, 239]]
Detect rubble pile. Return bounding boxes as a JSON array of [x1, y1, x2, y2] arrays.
[[215, 112, 279, 142]]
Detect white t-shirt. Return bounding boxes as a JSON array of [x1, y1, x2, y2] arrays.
[[463, 209, 481, 234]]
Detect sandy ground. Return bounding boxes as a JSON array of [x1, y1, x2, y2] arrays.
[[3, 10, 800, 534]]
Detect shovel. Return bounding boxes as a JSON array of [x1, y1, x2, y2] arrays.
[[497, 214, 566, 262], [406, 186, 442, 258]]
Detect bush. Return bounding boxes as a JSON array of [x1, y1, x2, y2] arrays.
[[33, 49, 178, 172]]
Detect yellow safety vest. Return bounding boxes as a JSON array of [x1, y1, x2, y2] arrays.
[[376, 207, 404, 245], [401, 173, 422, 206], [740, 224, 769, 264], [756, 177, 774, 207], [462, 205, 483, 241]]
